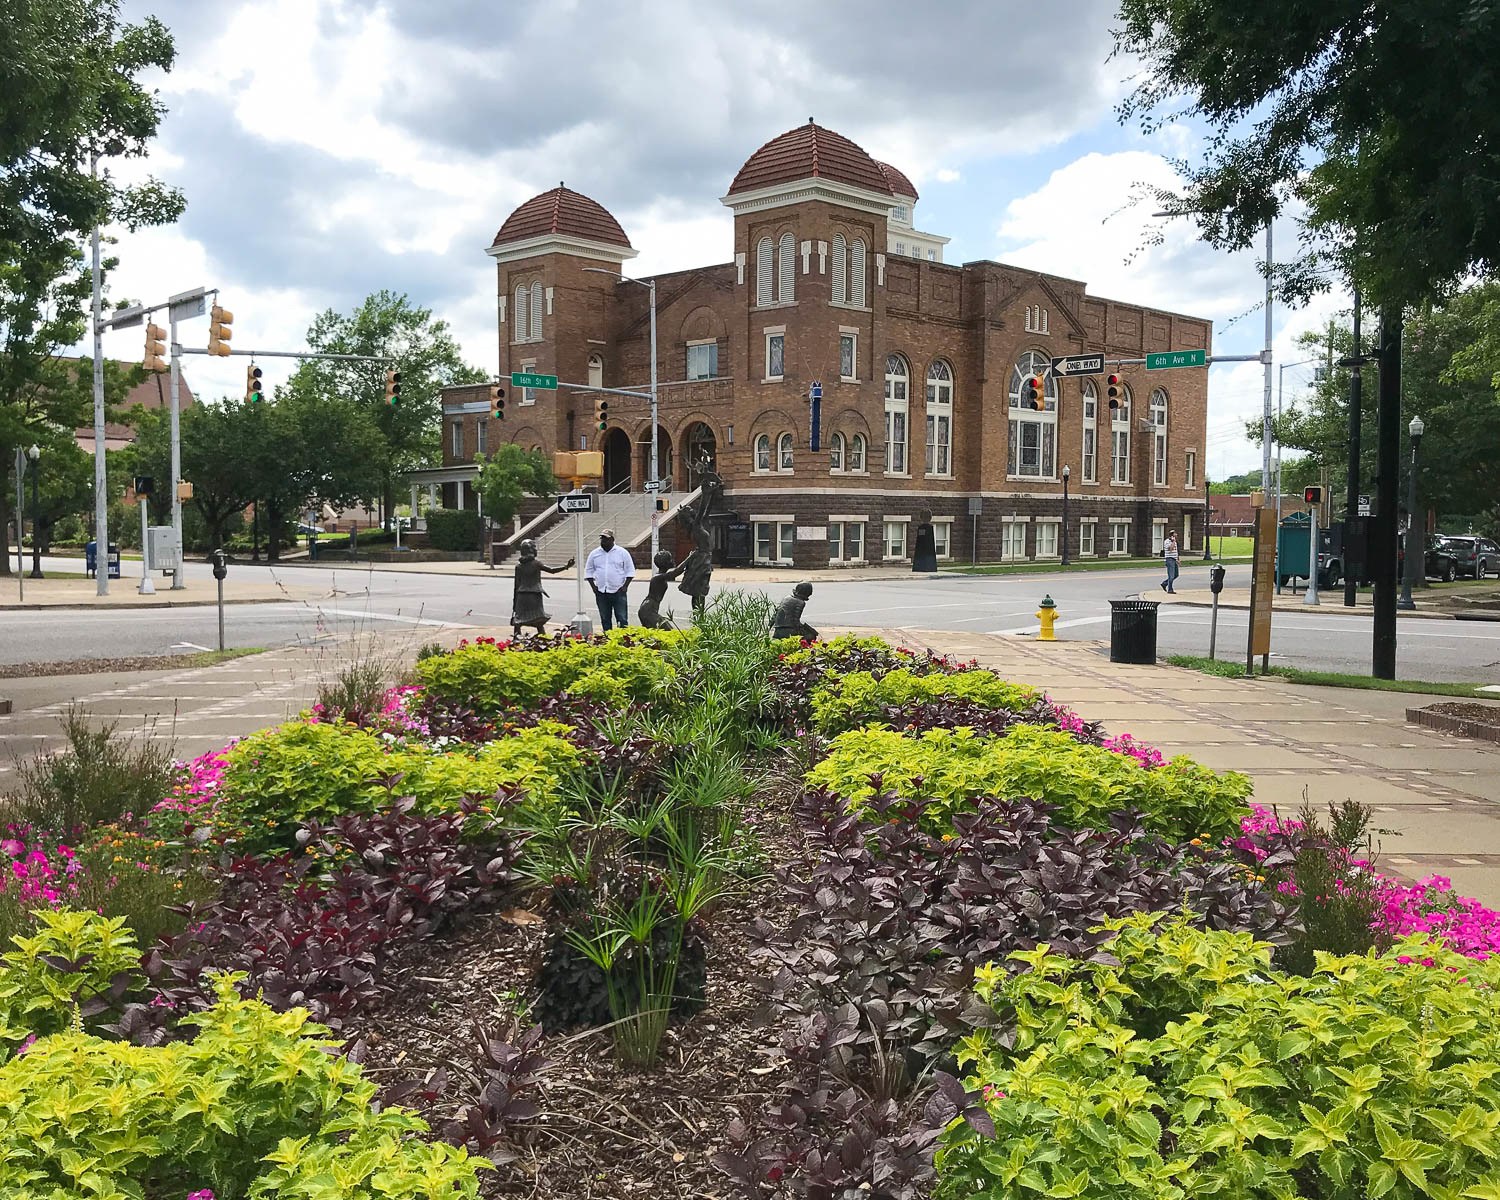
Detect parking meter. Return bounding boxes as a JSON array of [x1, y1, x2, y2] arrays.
[[211, 548, 228, 580], [1209, 563, 1226, 595]]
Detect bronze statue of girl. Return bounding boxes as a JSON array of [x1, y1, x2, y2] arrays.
[[511, 539, 574, 638]]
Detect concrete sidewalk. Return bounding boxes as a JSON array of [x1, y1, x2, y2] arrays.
[[5, 624, 1499, 905], [1142, 583, 1491, 618]]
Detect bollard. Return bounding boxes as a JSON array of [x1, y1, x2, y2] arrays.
[[1036, 594, 1059, 641]]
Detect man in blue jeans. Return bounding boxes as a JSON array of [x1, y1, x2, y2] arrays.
[[584, 528, 635, 630], [1160, 530, 1180, 594]]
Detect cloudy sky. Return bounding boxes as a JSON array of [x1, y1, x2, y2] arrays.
[[103, 0, 1346, 479]]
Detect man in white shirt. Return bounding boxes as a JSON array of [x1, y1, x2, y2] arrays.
[[584, 528, 635, 630], [1161, 530, 1180, 594]]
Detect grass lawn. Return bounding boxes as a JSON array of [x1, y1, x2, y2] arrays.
[[946, 554, 1252, 576], [1166, 653, 1491, 698]]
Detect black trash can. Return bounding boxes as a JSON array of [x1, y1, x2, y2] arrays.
[[1109, 599, 1160, 664]]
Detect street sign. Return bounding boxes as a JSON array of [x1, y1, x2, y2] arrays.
[[643, 480, 664, 493], [1050, 353, 1105, 377], [1358, 495, 1372, 517], [1146, 349, 1208, 370], [556, 493, 596, 515], [512, 371, 559, 390]]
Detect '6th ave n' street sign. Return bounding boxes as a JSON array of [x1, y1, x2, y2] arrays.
[[1145, 349, 1208, 370], [1050, 354, 1105, 377]]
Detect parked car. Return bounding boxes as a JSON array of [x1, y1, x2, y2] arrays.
[[1433, 535, 1500, 579], [1398, 534, 1463, 582]]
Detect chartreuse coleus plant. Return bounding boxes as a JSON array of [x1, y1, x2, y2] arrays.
[[807, 724, 1250, 843], [216, 718, 583, 844], [0, 916, 484, 1198], [936, 912, 1500, 1200], [0, 908, 141, 1050], [415, 638, 674, 715], [808, 668, 1039, 736]]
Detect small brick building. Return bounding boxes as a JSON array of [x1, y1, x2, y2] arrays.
[[441, 121, 1213, 568]]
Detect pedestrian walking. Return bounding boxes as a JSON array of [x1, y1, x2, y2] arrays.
[[1161, 529, 1180, 594], [584, 528, 635, 631]]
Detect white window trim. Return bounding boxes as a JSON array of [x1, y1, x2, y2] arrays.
[[751, 514, 796, 566], [1184, 448, 1198, 489], [686, 337, 718, 382], [925, 361, 954, 479], [519, 359, 538, 405], [777, 432, 795, 474], [1034, 519, 1062, 560], [845, 433, 869, 476], [763, 326, 786, 383], [1000, 517, 1028, 562], [839, 327, 859, 383], [882, 515, 911, 562], [1079, 519, 1098, 556], [753, 433, 772, 474], [932, 518, 954, 561], [827, 515, 869, 566], [884, 354, 910, 478], [1108, 520, 1132, 557]]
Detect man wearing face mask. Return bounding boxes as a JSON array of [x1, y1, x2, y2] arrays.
[[584, 528, 636, 631]]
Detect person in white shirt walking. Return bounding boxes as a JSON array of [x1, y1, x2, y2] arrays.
[[1160, 530, 1180, 594], [584, 528, 636, 630]]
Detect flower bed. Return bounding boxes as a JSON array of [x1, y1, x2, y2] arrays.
[[7, 604, 1500, 1198]]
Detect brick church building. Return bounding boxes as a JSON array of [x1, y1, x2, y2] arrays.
[[438, 120, 1211, 568]]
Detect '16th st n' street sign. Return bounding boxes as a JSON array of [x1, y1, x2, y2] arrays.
[[512, 371, 559, 390], [1050, 353, 1105, 377], [1146, 349, 1208, 370]]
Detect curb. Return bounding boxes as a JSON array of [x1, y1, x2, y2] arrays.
[[1145, 594, 1457, 620], [0, 596, 298, 612]]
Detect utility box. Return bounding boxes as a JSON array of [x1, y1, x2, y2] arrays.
[[146, 525, 179, 574]]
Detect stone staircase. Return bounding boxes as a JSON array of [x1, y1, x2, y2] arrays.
[[529, 492, 659, 564]]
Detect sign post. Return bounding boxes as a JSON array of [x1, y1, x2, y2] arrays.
[[12, 447, 23, 603], [1146, 349, 1208, 370], [1305, 502, 1321, 606], [557, 491, 597, 635]]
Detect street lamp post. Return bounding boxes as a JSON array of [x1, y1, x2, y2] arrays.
[[26, 444, 41, 579], [1397, 414, 1425, 611], [1060, 465, 1071, 566], [1202, 478, 1212, 560], [584, 268, 660, 564]]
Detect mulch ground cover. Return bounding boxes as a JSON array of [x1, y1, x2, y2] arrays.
[[350, 768, 803, 1199]]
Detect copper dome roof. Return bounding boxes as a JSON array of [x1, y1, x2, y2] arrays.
[[875, 160, 918, 201], [726, 121, 894, 198], [492, 185, 632, 249]]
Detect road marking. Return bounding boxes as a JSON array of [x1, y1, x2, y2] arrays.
[[171, 642, 213, 652], [988, 615, 1113, 636], [309, 606, 467, 629]]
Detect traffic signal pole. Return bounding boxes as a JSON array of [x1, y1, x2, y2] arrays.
[[169, 314, 185, 589], [1372, 309, 1403, 679]]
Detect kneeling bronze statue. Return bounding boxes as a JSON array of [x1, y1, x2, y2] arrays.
[[772, 582, 818, 641]]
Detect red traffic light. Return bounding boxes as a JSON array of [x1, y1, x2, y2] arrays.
[[1026, 376, 1044, 409], [1107, 373, 1122, 409], [1304, 486, 1323, 505]]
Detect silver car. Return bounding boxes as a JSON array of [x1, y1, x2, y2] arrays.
[[1435, 535, 1500, 579]]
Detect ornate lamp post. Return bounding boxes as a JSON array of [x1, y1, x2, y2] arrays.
[[1397, 414, 1425, 611], [1060, 464, 1071, 566], [26, 444, 41, 579], [1202, 477, 1213, 560]]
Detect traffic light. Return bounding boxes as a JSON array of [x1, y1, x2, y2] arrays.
[[144, 324, 167, 373], [208, 305, 233, 356], [594, 395, 609, 432], [1107, 373, 1122, 410], [384, 369, 401, 406], [1304, 486, 1323, 505], [1025, 375, 1044, 410], [491, 385, 506, 420], [245, 365, 264, 403]]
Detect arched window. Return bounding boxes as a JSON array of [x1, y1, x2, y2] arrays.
[[756, 238, 773, 306], [513, 284, 529, 342], [925, 360, 953, 476], [778, 432, 794, 471], [777, 232, 796, 303], [1150, 387, 1168, 486], [754, 433, 771, 472], [831, 233, 847, 304], [1112, 385, 1132, 484], [530, 284, 543, 342], [829, 431, 845, 472], [849, 433, 867, 472], [850, 239, 867, 307], [884, 354, 910, 475], [1008, 350, 1058, 479], [588, 354, 603, 390], [1081, 380, 1098, 483]]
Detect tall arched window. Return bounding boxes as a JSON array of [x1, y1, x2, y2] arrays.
[[529, 284, 543, 341], [588, 354, 604, 390], [1081, 380, 1098, 483], [829, 431, 845, 472], [831, 233, 847, 304], [1150, 387, 1168, 485], [849, 433, 867, 472], [513, 284, 529, 342], [754, 433, 771, 472], [777, 232, 796, 303], [850, 239, 867, 306], [925, 360, 953, 476], [756, 238, 774, 306], [1112, 386, 1132, 484], [884, 354, 910, 475], [1008, 350, 1058, 479], [778, 432, 794, 471]]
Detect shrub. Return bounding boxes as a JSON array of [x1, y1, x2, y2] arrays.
[[425, 507, 483, 551], [938, 914, 1500, 1200], [807, 724, 1252, 843], [809, 667, 1040, 736], [416, 639, 674, 715], [0, 909, 141, 1050], [216, 719, 581, 844], [7, 705, 177, 835], [0, 975, 483, 1197]]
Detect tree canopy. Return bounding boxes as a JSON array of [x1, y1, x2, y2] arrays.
[[475, 444, 558, 529], [1116, 0, 1500, 307]]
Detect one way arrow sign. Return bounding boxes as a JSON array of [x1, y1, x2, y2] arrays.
[[556, 493, 597, 514], [1050, 353, 1105, 377]]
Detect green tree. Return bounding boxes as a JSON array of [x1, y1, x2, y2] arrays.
[[0, 0, 184, 573], [291, 291, 485, 532], [1116, 0, 1500, 308], [474, 444, 557, 529]]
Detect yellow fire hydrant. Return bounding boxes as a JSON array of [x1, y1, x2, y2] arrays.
[[1036, 594, 1059, 641]]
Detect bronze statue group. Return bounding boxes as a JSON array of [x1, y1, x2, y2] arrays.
[[508, 455, 815, 640]]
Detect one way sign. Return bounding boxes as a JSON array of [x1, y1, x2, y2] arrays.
[[556, 493, 597, 514], [1050, 353, 1105, 377]]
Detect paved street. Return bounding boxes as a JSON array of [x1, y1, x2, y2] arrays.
[[3, 555, 1499, 682]]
